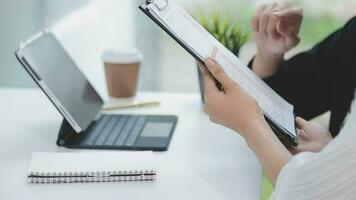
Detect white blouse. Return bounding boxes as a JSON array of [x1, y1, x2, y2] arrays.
[[271, 92, 356, 200]]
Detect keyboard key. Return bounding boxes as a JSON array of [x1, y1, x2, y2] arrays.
[[83, 115, 110, 145], [125, 116, 147, 146], [115, 116, 138, 146], [104, 116, 128, 146], [94, 117, 117, 146]]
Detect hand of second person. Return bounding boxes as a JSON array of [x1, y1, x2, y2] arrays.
[[291, 117, 333, 154], [198, 58, 266, 137], [252, 2, 303, 56]]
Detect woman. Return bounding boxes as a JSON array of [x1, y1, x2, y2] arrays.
[[198, 3, 356, 199]]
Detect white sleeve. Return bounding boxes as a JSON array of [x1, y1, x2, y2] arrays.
[[271, 101, 356, 200]]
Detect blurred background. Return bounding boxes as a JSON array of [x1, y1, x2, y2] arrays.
[[0, 1, 354, 199], [0, 0, 355, 98]]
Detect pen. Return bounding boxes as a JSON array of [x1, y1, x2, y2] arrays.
[[102, 100, 161, 111]]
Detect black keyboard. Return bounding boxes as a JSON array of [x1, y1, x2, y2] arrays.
[[57, 114, 178, 151], [82, 115, 148, 147]]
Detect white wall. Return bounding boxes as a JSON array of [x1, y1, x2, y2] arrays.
[[0, 0, 41, 87], [50, 0, 137, 99], [0, 0, 89, 87]]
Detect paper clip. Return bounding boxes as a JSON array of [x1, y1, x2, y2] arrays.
[[148, 0, 168, 10]]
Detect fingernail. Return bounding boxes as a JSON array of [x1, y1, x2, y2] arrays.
[[205, 58, 215, 68]]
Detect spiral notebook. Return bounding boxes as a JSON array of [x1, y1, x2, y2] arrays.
[[27, 151, 156, 184]]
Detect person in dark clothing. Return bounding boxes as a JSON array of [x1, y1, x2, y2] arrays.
[[252, 15, 356, 136], [248, 2, 355, 153]]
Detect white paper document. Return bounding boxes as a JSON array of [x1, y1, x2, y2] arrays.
[[145, 0, 296, 137]]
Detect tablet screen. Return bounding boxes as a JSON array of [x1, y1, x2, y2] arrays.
[[19, 32, 103, 132]]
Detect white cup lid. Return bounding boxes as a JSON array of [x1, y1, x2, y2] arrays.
[[102, 49, 143, 64]]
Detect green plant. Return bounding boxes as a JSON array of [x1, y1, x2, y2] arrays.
[[195, 11, 250, 56]]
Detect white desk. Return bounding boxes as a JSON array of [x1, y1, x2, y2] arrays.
[[0, 88, 262, 200]]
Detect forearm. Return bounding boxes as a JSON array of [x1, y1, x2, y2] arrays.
[[252, 51, 284, 79], [243, 120, 292, 186]]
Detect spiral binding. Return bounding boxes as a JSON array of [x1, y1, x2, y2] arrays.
[[27, 170, 157, 184]]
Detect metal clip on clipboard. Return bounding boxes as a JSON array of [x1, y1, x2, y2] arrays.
[[147, 0, 168, 10]]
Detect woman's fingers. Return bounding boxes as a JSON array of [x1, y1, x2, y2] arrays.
[[251, 16, 259, 32], [204, 58, 234, 91], [285, 32, 300, 49], [299, 129, 310, 141], [259, 4, 277, 35], [252, 2, 303, 49], [295, 117, 308, 129], [198, 63, 218, 95], [275, 7, 303, 36], [267, 15, 279, 39], [267, 2, 290, 39], [274, 7, 303, 22], [252, 3, 268, 32]]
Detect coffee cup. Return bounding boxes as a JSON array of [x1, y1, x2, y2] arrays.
[[102, 49, 143, 98]]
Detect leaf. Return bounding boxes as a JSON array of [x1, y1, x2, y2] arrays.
[[194, 9, 251, 55]]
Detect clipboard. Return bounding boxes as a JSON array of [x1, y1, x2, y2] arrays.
[[139, 0, 223, 90], [139, 0, 298, 147], [140, 0, 203, 63]]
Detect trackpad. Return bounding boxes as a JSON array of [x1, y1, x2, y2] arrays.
[[141, 123, 173, 138], [136, 122, 174, 148]]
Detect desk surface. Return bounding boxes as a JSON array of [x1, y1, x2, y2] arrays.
[[0, 88, 262, 200]]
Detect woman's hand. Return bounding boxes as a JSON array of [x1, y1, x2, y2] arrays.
[[251, 2, 303, 78], [198, 58, 292, 186], [198, 58, 266, 137], [291, 117, 333, 154], [252, 2, 303, 56]]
